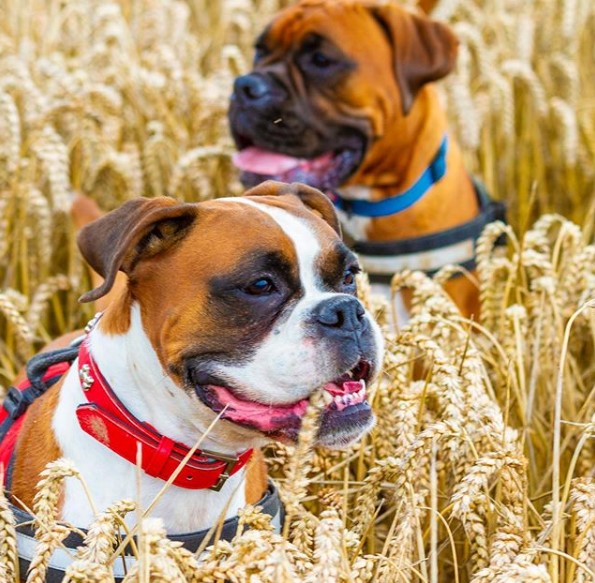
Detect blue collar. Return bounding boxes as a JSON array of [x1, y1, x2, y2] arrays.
[[329, 134, 449, 218]]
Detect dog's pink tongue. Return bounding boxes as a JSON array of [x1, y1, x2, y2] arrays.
[[209, 384, 308, 432], [324, 380, 363, 396], [233, 147, 302, 174], [232, 147, 333, 176]]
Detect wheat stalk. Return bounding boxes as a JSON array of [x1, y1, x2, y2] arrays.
[[0, 481, 18, 581]]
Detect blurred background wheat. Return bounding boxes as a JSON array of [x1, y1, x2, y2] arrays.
[[0, 0, 593, 581]]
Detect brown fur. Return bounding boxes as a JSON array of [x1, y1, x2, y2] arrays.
[[11, 380, 63, 510], [71, 193, 128, 312], [245, 449, 269, 504], [417, 0, 439, 13]]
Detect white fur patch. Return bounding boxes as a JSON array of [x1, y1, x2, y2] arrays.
[[334, 185, 373, 241]]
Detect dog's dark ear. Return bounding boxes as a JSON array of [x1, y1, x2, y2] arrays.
[[368, 4, 458, 114], [78, 197, 198, 303], [244, 180, 341, 236]]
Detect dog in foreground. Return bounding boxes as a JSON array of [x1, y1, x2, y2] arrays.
[[1, 181, 382, 538], [230, 0, 506, 320]]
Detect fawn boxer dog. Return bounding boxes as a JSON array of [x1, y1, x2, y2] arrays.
[[229, 0, 506, 320], [0, 182, 382, 576]]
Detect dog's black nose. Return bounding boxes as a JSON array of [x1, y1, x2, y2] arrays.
[[312, 296, 366, 334], [234, 74, 271, 104]]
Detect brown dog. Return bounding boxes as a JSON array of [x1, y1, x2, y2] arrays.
[[229, 0, 505, 320], [1, 183, 383, 581]]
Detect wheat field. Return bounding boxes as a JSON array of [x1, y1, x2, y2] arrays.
[[0, 0, 594, 581]]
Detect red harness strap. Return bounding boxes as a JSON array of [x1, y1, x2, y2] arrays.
[[75, 338, 253, 490], [0, 362, 71, 484]]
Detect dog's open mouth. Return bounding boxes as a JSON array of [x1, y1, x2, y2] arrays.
[[232, 147, 357, 191], [231, 132, 366, 191], [193, 360, 373, 442]]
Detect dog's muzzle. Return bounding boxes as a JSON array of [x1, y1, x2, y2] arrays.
[[233, 73, 288, 110]]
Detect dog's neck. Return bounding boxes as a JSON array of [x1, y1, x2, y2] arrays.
[[338, 86, 478, 243], [52, 303, 253, 532]]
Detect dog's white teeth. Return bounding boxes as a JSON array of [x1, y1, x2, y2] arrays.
[[346, 370, 354, 379], [322, 391, 334, 406], [333, 394, 346, 406], [331, 388, 368, 410], [360, 379, 366, 391]]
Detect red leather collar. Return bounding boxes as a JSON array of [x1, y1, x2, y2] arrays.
[[75, 337, 253, 490]]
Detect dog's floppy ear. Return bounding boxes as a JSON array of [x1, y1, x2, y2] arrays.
[[367, 3, 458, 115], [78, 197, 198, 303], [244, 180, 341, 236]]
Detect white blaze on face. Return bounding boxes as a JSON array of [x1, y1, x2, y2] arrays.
[[214, 198, 378, 406]]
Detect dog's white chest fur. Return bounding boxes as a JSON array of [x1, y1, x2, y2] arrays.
[[52, 306, 246, 532], [335, 185, 373, 242]]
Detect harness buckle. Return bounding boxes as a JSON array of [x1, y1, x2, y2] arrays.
[[3, 387, 30, 420], [202, 449, 240, 491]]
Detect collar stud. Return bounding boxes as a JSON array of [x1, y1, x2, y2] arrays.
[[79, 364, 94, 391]]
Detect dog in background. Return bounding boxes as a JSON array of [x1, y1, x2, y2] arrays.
[[229, 0, 506, 321]]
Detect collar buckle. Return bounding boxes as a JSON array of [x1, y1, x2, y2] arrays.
[[202, 449, 240, 491], [84, 312, 103, 334]]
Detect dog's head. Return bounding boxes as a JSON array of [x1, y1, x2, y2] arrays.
[[229, 0, 458, 190], [77, 182, 383, 448]]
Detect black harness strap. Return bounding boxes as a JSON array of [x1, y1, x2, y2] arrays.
[[12, 481, 284, 582], [25, 342, 82, 396], [0, 342, 82, 448], [353, 179, 507, 282]]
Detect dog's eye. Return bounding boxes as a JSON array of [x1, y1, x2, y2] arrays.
[[310, 51, 333, 68], [343, 266, 360, 289], [245, 277, 276, 295]]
